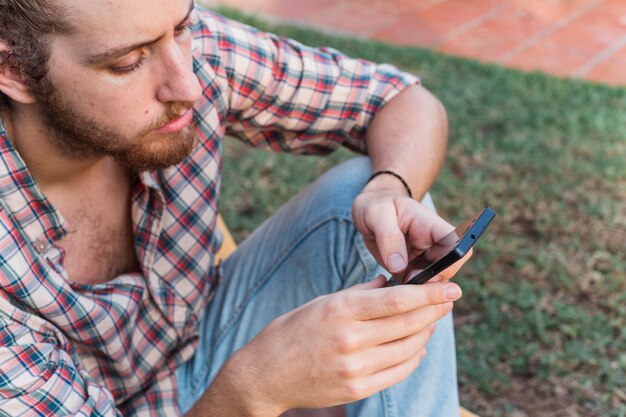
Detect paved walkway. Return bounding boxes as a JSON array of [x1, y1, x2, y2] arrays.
[[212, 0, 626, 86]]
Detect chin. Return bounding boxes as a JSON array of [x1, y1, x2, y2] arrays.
[[116, 131, 197, 172]]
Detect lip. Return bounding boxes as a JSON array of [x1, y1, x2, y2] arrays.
[[154, 110, 193, 134]]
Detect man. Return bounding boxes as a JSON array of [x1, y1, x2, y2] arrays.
[[0, 0, 467, 416]]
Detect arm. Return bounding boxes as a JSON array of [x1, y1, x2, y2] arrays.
[[365, 84, 447, 201], [0, 301, 121, 417], [352, 84, 458, 274], [197, 8, 418, 155], [186, 276, 462, 417], [198, 10, 456, 274], [192, 10, 463, 416]]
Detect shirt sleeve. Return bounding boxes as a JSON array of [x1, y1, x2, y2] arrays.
[[0, 299, 121, 417], [197, 10, 419, 155]]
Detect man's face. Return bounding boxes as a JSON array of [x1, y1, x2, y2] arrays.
[[35, 0, 202, 171]]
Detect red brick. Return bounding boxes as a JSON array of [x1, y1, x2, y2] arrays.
[[438, 3, 549, 60], [539, 5, 625, 55], [506, 42, 591, 77], [297, 1, 404, 37], [264, 0, 338, 23], [372, 0, 504, 47], [215, 0, 626, 85], [586, 43, 626, 85]]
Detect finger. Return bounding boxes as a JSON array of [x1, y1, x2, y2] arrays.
[[351, 282, 462, 320], [348, 347, 428, 400], [362, 200, 408, 273], [401, 203, 456, 254], [334, 326, 433, 379], [361, 301, 454, 346], [362, 239, 384, 269]]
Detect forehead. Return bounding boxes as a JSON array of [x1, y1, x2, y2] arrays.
[[59, 0, 190, 45]]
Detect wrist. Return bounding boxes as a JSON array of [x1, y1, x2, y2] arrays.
[[195, 355, 281, 417], [364, 169, 413, 198]]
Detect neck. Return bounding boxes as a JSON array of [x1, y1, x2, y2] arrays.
[[1, 104, 120, 190]]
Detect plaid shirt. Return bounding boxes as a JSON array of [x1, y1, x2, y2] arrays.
[[0, 7, 417, 417]]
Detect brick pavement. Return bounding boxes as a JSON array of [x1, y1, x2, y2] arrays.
[[212, 0, 626, 86]]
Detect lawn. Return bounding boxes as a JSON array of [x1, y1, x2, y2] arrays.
[[213, 7, 626, 417]]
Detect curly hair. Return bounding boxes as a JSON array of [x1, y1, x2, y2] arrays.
[[0, 0, 73, 107]]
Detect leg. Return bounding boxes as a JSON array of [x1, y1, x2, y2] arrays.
[[176, 157, 460, 417]]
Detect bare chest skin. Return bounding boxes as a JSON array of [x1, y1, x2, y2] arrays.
[[44, 166, 140, 286], [57, 197, 139, 285]]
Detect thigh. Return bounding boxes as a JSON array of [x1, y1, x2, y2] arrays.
[[175, 156, 454, 417], [177, 157, 380, 411]]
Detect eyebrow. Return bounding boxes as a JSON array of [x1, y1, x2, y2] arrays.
[[83, 1, 195, 65]]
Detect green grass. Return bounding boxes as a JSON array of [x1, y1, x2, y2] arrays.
[[214, 8, 626, 416]]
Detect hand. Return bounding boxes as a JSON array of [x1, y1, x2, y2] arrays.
[[352, 181, 472, 280], [211, 276, 462, 416]]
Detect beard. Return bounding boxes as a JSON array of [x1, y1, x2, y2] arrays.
[[32, 77, 197, 173]]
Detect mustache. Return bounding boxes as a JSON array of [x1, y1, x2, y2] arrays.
[[140, 102, 195, 135]]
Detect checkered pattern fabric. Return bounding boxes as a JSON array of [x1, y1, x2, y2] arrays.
[[0, 6, 417, 416]]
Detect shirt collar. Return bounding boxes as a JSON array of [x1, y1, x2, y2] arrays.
[[0, 113, 166, 238], [0, 116, 67, 247]]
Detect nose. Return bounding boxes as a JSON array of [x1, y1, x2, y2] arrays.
[[156, 42, 202, 105]]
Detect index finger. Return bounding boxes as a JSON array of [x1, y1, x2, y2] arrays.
[[351, 282, 462, 320], [363, 200, 409, 273], [404, 204, 456, 255]]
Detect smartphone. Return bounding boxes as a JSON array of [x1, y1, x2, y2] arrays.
[[385, 207, 495, 286]]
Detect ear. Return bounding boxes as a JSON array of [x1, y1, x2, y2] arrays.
[[0, 42, 37, 105]]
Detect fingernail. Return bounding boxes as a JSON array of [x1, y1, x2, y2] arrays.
[[444, 285, 462, 300], [387, 253, 406, 273]]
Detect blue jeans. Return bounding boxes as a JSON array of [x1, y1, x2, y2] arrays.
[[176, 157, 460, 417]]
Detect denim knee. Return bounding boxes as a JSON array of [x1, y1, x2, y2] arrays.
[[301, 156, 372, 218]]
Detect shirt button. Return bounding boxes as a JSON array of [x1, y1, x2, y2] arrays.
[[33, 238, 50, 254]]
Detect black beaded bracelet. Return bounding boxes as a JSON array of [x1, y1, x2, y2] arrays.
[[366, 170, 413, 199]]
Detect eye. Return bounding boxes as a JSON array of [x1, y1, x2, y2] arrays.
[[175, 12, 199, 36], [109, 55, 145, 74], [174, 21, 191, 36]]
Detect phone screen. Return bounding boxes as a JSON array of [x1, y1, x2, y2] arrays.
[[388, 207, 495, 286]]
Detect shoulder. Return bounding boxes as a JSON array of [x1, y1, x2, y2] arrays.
[[192, 5, 279, 62]]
